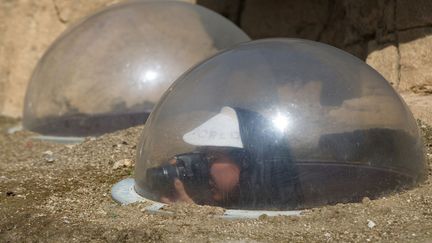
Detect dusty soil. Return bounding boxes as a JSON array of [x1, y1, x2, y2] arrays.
[[1, 116, 431, 242]]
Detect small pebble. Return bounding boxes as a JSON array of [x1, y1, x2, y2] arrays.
[[367, 219, 376, 229], [65, 144, 75, 149], [112, 159, 134, 169], [42, 150, 55, 163], [362, 197, 371, 204]]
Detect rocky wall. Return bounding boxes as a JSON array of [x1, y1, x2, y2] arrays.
[[200, 0, 432, 93], [199, 0, 432, 124]]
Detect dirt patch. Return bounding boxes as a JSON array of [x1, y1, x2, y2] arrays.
[[1, 118, 431, 242]]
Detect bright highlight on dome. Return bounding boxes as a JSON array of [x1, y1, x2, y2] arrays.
[[23, 1, 250, 137], [113, 39, 427, 211]]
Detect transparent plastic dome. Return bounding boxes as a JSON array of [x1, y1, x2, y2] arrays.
[[132, 39, 427, 211], [23, 1, 249, 137]]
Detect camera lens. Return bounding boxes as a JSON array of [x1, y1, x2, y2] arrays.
[[146, 165, 179, 193]]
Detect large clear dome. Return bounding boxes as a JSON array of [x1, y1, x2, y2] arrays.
[[134, 39, 426, 210], [23, 1, 249, 136]]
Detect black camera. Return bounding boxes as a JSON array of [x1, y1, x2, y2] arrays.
[[145, 152, 212, 201]]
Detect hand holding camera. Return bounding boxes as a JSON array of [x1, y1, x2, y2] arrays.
[[146, 151, 241, 205]]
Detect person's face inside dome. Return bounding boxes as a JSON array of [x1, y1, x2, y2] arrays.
[[208, 151, 241, 201]]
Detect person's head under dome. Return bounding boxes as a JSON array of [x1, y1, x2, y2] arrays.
[[145, 106, 304, 209]]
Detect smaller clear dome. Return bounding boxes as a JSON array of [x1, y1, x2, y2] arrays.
[[23, 1, 249, 137], [133, 39, 427, 210]]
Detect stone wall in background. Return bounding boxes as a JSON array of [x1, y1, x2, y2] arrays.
[[198, 0, 432, 124], [200, 0, 432, 94], [0, 0, 431, 119]]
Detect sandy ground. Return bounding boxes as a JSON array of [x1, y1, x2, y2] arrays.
[[0, 115, 431, 242]]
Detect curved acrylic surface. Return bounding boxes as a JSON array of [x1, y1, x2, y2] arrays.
[[23, 1, 249, 136], [134, 39, 426, 210]]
